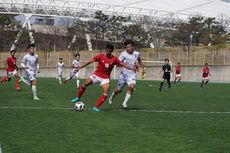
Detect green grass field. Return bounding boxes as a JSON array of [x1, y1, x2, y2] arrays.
[[0, 78, 230, 153]]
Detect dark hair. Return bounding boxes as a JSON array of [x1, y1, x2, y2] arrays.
[[164, 58, 169, 62], [177, 62, 180, 64], [106, 44, 114, 51], [59, 58, 63, 60], [75, 53, 80, 57], [205, 63, 208, 65], [124, 39, 134, 46], [10, 50, 16, 52], [27, 44, 36, 49]]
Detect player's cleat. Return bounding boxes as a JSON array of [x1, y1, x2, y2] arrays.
[[122, 103, 128, 109], [63, 80, 67, 84], [92, 107, 101, 112], [108, 97, 113, 104], [71, 97, 80, 103], [59, 81, 62, 84], [16, 86, 21, 91], [159, 88, 162, 91], [33, 96, 40, 100]]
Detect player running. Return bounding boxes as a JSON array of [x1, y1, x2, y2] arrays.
[[108, 39, 145, 109], [201, 63, 211, 88], [64, 54, 80, 88], [174, 62, 182, 84], [20, 44, 40, 100], [0, 50, 21, 91], [56, 58, 65, 84], [70, 44, 136, 112], [159, 58, 171, 91]]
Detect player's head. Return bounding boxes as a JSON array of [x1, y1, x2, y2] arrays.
[[59, 58, 63, 62], [205, 63, 208, 67], [75, 53, 80, 60], [27, 44, 36, 54], [177, 62, 180, 66], [10, 50, 16, 57], [105, 44, 114, 57], [164, 58, 169, 64], [124, 39, 134, 54]]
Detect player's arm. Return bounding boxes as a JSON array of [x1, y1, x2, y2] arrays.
[[21, 57, 29, 69], [36, 57, 40, 73], [137, 56, 146, 77], [76, 59, 94, 71]]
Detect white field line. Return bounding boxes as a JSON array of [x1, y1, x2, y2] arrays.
[[0, 143, 2, 153], [1, 106, 230, 114]]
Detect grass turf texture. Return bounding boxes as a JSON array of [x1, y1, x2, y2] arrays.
[[0, 78, 230, 153]]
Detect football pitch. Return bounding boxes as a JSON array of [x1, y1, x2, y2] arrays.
[[0, 78, 230, 153]]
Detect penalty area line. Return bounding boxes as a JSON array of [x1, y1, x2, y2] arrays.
[[1, 106, 230, 114], [111, 109, 230, 114]]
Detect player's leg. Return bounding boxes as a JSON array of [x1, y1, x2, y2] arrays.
[[204, 79, 209, 85], [167, 75, 171, 88], [29, 73, 40, 100], [0, 71, 11, 83], [64, 70, 75, 84], [109, 75, 125, 104], [75, 72, 80, 88], [174, 76, 177, 84], [93, 82, 110, 112], [159, 74, 165, 91], [178, 75, 181, 83], [122, 83, 135, 109], [71, 77, 93, 103], [122, 75, 136, 109], [13, 70, 21, 90], [20, 72, 31, 86], [201, 78, 204, 88]]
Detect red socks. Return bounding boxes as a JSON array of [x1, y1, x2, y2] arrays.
[[95, 94, 108, 108], [77, 85, 86, 98]]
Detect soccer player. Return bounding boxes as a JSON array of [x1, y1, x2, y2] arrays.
[[108, 39, 145, 109], [174, 62, 182, 84], [20, 44, 40, 100], [201, 63, 211, 88], [56, 58, 65, 84], [159, 58, 171, 91], [70, 44, 135, 112], [64, 54, 80, 88], [0, 50, 21, 90]]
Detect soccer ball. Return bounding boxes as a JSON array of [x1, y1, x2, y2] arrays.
[[74, 101, 85, 111]]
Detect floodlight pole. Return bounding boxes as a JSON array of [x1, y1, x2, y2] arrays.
[[10, 14, 33, 51]]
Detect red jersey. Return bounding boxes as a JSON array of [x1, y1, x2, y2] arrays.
[[175, 66, 181, 74], [6, 57, 17, 72], [202, 67, 209, 77], [93, 54, 122, 79]]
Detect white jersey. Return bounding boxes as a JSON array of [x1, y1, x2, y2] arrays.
[[119, 50, 140, 75], [72, 60, 80, 70], [56, 62, 64, 70], [22, 53, 39, 72]]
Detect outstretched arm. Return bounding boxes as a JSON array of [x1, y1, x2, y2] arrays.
[[76, 59, 94, 71]]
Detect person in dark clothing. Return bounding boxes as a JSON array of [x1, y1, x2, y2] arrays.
[[159, 58, 171, 91]]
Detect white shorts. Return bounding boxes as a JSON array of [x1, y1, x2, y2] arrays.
[[26, 70, 36, 81], [117, 73, 136, 91], [175, 74, 182, 78], [70, 70, 79, 79], [89, 74, 110, 86], [202, 77, 209, 81], [57, 69, 64, 76], [7, 70, 18, 78]]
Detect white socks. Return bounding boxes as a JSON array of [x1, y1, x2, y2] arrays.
[[58, 76, 62, 84], [122, 93, 131, 108], [109, 92, 115, 104], [22, 78, 31, 86], [32, 85, 37, 97], [77, 80, 80, 88]]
